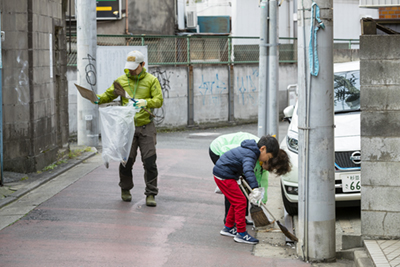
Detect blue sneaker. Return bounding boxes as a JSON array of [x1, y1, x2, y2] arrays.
[[234, 231, 259, 244], [220, 226, 237, 237]]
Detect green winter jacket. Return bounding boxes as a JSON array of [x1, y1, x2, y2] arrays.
[[97, 68, 163, 127], [210, 132, 269, 203], [210, 132, 260, 155]]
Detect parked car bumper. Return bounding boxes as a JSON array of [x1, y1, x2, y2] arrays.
[[280, 139, 361, 207]]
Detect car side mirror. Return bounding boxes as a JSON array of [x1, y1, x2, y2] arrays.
[[283, 105, 294, 123]]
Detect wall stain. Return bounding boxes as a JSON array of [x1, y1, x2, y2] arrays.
[[12, 53, 30, 105]]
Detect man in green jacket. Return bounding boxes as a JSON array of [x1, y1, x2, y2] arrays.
[[96, 50, 164, 207]]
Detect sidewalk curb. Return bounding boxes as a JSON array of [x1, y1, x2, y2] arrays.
[[336, 247, 374, 267], [0, 151, 97, 209], [335, 235, 375, 267], [354, 249, 375, 267]]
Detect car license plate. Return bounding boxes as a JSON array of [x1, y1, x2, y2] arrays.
[[341, 174, 361, 192]]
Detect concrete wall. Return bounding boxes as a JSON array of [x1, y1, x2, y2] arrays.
[[128, 0, 175, 35], [360, 35, 400, 239], [233, 65, 260, 121], [97, 0, 175, 35], [1, 0, 69, 173], [193, 66, 230, 123], [67, 63, 297, 134], [70, 0, 176, 36], [148, 66, 188, 127]]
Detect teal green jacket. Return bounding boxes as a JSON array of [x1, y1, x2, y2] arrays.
[[97, 68, 163, 127], [210, 132, 269, 203]]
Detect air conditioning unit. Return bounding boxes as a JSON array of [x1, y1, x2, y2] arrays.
[[186, 10, 198, 28]]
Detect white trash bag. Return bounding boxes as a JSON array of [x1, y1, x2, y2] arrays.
[[99, 102, 137, 168]]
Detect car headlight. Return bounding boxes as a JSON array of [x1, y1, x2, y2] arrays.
[[285, 185, 298, 195], [287, 132, 298, 153]]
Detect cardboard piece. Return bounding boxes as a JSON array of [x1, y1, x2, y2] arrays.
[[74, 84, 98, 103]]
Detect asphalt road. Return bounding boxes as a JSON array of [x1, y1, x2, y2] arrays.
[[0, 122, 359, 266]]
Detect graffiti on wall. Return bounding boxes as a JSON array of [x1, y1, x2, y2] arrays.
[[149, 68, 171, 99], [149, 67, 173, 125], [236, 68, 259, 106], [198, 74, 227, 106], [83, 54, 97, 90]]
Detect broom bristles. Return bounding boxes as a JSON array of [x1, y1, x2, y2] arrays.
[[250, 206, 271, 227], [276, 220, 298, 242]]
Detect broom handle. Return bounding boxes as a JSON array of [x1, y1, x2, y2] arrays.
[[240, 177, 277, 222], [238, 182, 250, 199]]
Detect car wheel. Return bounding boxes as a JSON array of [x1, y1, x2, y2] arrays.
[[281, 184, 298, 216]]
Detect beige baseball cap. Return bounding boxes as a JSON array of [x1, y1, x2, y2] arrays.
[[124, 50, 144, 70]]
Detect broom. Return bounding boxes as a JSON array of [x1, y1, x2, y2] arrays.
[[240, 178, 298, 242], [238, 180, 271, 228]]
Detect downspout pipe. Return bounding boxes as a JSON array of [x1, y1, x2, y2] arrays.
[[267, 0, 279, 140], [258, 0, 269, 137], [0, 11, 3, 186], [125, 0, 129, 34], [28, 1, 35, 172]]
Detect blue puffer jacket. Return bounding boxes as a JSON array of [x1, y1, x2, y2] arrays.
[[213, 139, 260, 189]]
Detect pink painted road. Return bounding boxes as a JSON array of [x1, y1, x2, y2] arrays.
[[0, 126, 311, 267]]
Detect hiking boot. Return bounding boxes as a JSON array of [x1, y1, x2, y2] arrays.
[[220, 226, 237, 237], [121, 190, 132, 202], [146, 195, 156, 207], [234, 231, 259, 245]]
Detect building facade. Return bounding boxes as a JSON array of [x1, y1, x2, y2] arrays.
[[1, 0, 69, 173]]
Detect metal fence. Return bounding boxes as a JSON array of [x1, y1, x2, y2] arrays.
[[67, 34, 359, 67]]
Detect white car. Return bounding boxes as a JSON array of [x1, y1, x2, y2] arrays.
[[280, 61, 361, 216]]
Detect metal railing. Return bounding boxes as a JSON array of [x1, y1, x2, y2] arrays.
[[67, 34, 359, 67], [333, 38, 360, 49]]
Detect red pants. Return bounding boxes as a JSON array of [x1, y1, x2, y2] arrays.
[[214, 176, 247, 232]]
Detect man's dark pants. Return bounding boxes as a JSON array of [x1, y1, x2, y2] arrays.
[[119, 121, 158, 196]]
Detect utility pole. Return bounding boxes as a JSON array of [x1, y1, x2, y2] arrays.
[[258, 0, 279, 139], [76, 0, 99, 146], [258, 0, 269, 137], [297, 0, 335, 262]]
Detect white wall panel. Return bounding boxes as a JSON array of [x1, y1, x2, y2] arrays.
[[360, 0, 400, 7]]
